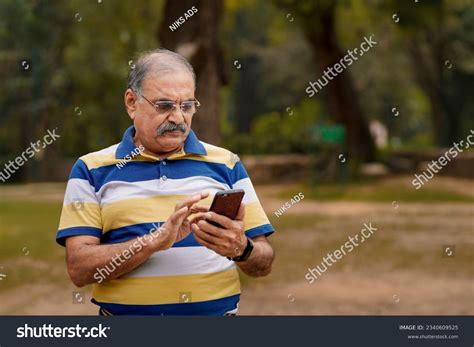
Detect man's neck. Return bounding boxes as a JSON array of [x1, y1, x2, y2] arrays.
[[133, 136, 182, 160]]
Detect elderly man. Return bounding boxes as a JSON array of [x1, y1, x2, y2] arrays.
[[56, 48, 275, 315]]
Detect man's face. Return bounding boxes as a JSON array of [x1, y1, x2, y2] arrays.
[[124, 70, 195, 155]]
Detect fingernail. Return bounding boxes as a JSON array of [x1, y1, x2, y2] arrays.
[[206, 213, 212, 219]]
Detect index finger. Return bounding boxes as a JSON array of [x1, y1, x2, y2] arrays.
[[175, 192, 210, 211], [205, 211, 234, 229]]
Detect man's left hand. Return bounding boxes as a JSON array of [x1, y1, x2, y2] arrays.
[[191, 203, 247, 258]]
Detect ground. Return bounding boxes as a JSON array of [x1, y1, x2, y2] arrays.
[[0, 176, 472, 315]]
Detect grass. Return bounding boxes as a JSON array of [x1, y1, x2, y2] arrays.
[[277, 180, 474, 203], [0, 200, 64, 261], [0, 198, 66, 292]]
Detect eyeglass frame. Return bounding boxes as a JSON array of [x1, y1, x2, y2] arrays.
[[130, 88, 201, 116]]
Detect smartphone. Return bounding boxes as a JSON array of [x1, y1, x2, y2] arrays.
[[207, 189, 245, 227]]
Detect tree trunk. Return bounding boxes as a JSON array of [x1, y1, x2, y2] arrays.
[[158, 0, 226, 144], [406, 36, 458, 147], [305, 9, 376, 164]]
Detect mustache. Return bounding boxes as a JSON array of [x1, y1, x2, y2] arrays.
[[156, 122, 187, 136]]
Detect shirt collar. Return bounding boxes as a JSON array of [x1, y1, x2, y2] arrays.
[[115, 125, 207, 159]]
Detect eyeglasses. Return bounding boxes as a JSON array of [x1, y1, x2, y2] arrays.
[[139, 93, 201, 116]]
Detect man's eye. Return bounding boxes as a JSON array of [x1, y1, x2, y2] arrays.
[[156, 102, 175, 112], [181, 102, 194, 111]]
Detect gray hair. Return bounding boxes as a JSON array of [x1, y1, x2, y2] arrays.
[[127, 48, 196, 98]]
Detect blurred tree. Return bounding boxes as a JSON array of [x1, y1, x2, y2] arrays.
[[0, 1, 72, 181], [63, 0, 164, 156], [222, 0, 320, 145], [273, 0, 376, 165], [387, 0, 474, 146], [158, 0, 227, 144]]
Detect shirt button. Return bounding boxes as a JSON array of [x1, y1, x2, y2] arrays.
[[161, 175, 167, 181], [162, 160, 167, 166]]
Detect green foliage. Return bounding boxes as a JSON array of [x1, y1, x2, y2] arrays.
[[224, 99, 321, 154], [0, 0, 472, 170]]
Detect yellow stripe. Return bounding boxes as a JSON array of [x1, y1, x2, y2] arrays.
[[101, 195, 212, 232], [244, 200, 271, 231], [81, 152, 155, 170], [79, 141, 238, 170], [92, 268, 240, 305], [102, 196, 268, 233], [168, 144, 236, 169], [58, 202, 102, 229], [80, 152, 117, 170]]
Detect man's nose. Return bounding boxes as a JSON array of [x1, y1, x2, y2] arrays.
[[167, 106, 185, 124]]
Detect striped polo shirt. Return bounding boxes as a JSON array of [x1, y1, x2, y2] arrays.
[[56, 125, 274, 315]]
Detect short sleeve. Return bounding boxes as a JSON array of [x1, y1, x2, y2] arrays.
[[56, 159, 103, 246], [230, 160, 275, 238]]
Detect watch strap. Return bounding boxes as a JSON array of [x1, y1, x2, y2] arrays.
[[228, 237, 254, 262]]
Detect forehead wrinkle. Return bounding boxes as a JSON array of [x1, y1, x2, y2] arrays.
[[143, 73, 194, 101]]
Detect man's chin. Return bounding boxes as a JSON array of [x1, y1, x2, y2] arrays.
[[152, 133, 186, 153]]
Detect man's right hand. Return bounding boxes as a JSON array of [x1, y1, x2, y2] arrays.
[[153, 192, 210, 251]]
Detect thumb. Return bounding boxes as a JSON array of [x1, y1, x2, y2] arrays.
[[235, 203, 245, 221]]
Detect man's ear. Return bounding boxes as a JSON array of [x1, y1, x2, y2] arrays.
[[124, 88, 138, 120]]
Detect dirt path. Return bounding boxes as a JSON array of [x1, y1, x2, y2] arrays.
[[238, 272, 474, 315]]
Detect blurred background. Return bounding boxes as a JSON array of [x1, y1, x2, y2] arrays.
[[0, 0, 472, 315]]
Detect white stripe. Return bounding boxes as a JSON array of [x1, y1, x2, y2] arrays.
[[124, 246, 235, 278], [98, 176, 230, 206], [233, 178, 258, 204], [63, 178, 98, 205]]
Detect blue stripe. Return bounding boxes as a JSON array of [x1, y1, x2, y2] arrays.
[[89, 159, 234, 192], [101, 222, 273, 246], [101, 222, 163, 244], [58, 222, 274, 247], [230, 161, 249, 185], [102, 222, 206, 247], [56, 226, 102, 246], [245, 224, 274, 238], [91, 294, 240, 316], [69, 159, 94, 186]]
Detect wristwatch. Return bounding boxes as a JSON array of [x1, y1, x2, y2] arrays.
[[228, 237, 254, 262]]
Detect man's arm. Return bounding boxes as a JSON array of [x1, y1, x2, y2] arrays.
[[66, 233, 160, 287], [191, 204, 275, 277], [234, 235, 274, 277], [65, 194, 208, 287]]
